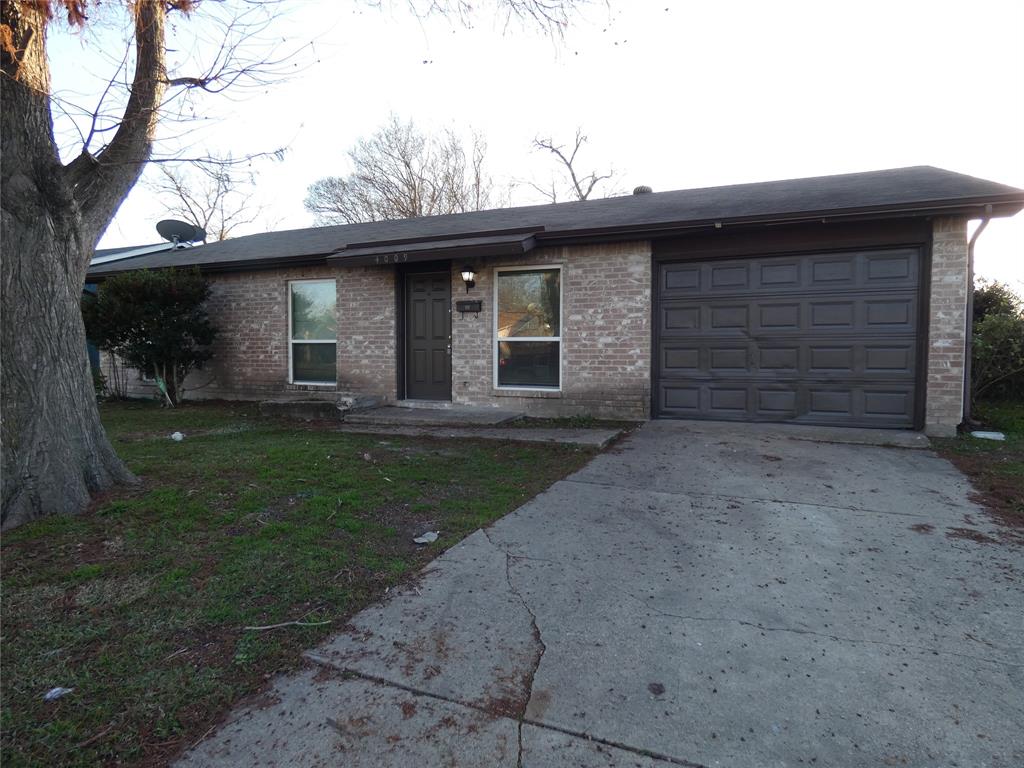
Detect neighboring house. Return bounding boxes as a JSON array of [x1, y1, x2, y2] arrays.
[[85, 166, 1024, 436]]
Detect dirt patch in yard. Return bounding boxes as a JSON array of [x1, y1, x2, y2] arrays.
[[933, 402, 1024, 547], [942, 453, 1024, 546]]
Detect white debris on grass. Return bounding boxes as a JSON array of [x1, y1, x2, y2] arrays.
[[43, 687, 73, 702], [970, 431, 1006, 441], [170, 432, 184, 441], [413, 531, 439, 544]]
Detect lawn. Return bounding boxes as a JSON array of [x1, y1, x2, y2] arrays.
[[0, 401, 598, 767], [933, 399, 1024, 543]]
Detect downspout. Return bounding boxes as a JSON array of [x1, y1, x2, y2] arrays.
[[963, 207, 992, 424]]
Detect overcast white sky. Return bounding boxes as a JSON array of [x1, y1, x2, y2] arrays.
[[50, 0, 1024, 288]]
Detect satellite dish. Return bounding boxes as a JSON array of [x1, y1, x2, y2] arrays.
[[156, 219, 206, 245]]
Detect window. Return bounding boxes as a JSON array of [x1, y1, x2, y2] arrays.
[[289, 280, 337, 384], [494, 266, 561, 389]]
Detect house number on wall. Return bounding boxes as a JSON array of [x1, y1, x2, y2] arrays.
[[374, 252, 409, 265]]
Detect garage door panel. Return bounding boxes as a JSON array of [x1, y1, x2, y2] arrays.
[[660, 249, 919, 298], [662, 346, 700, 372], [658, 380, 918, 427], [865, 250, 917, 283], [661, 384, 701, 413], [759, 261, 801, 288], [709, 346, 749, 372], [662, 294, 917, 338], [660, 338, 916, 380], [865, 298, 915, 328], [655, 247, 921, 428], [709, 305, 748, 329], [810, 258, 856, 285], [663, 305, 701, 330]]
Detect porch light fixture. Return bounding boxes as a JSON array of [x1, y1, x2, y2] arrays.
[[460, 266, 476, 293]]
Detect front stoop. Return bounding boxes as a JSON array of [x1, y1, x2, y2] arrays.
[[259, 393, 381, 421], [343, 405, 525, 428]]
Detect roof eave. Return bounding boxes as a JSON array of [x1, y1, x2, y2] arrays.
[[86, 193, 1024, 279], [534, 196, 1024, 246]]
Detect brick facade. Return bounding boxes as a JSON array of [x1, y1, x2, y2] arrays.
[[107, 225, 969, 432], [924, 216, 969, 437], [450, 242, 652, 419], [112, 264, 398, 402]]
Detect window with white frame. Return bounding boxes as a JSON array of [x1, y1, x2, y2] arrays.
[[494, 266, 561, 389], [289, 280, 337, 384]]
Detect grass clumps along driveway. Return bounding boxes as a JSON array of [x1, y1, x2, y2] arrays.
[[1, 401, 598, 767], [933, 400, 1024, 545]]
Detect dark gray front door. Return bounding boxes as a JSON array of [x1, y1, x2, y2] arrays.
[[405, 272, 451, 400], [654, 248, 921, 427]]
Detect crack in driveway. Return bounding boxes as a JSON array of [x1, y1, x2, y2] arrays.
[[304, 658, 707, 766], [482, 528, 547, 768]]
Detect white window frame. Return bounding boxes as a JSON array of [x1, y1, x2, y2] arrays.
[[492, 264, 563, 392], [288, 279, 338, 386]]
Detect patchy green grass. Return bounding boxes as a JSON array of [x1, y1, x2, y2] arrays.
[[934, 399, 1024, 540], [1, 401, 597, 767]]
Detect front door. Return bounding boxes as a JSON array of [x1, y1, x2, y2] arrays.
[[405, 271, 451, 400]]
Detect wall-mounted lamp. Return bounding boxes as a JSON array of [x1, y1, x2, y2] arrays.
[[460, 266, 476, 293]]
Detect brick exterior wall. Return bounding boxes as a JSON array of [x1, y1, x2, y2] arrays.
[[102, 224, 969, 432], [109, 264, 398, 403], [924, 216, 969, 437], [450, 242, 652, 418]]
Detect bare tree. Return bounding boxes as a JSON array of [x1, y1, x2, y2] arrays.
[[149, 157, 264, 242], [1, 0, 303, 531], [529, 128, 618, 202], [1, 0, 584, 530], [305, 115, 499, 225]]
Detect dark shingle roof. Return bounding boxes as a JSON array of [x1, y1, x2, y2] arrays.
[[88, 166, 1024, 277]]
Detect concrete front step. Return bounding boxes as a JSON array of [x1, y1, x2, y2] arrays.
[[343, 405, 525, 427], [259, 393, 380, 421]]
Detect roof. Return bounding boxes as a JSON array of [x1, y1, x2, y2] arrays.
[[91, 241, 185, 266], [87, 166, 1024, 278]]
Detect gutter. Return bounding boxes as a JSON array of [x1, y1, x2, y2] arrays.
[[963, 208, 992, 423]]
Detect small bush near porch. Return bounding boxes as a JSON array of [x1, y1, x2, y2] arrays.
[[1, 402, 596, 767]]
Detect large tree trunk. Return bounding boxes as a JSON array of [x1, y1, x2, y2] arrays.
[[1, 1, 167, 529], [1, 209, 137, 530]]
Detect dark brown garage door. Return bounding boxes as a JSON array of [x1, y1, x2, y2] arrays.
[[654, 248, 922, 427]]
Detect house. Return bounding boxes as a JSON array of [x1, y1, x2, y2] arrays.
[[86, 166, 1024, 436]]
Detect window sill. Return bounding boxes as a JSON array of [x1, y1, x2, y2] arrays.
[[286, 383, 337, 391], [492, 388, 561, 399]]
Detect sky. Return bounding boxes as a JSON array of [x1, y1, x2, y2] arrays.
[[48, 0, 1024, 288]]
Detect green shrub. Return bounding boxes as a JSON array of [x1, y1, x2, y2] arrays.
[[82, 268, 217, 405], [972, 281, 1024, 403]]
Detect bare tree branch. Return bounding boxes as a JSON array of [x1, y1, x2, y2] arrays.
[[381, 0, 590, 37], [148, 153, 267, 241], [531, 128, 617, 202], [305, 115, 500, 225]]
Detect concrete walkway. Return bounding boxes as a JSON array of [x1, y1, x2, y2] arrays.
[[335, 422, 624, 448], [344, 405, 525, 427], [178, 421, 1024, 767]]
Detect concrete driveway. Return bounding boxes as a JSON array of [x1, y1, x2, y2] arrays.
[[179, 421, 1024, 767]]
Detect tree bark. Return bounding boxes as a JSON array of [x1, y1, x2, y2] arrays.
[[1, 1, 167, 529]]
